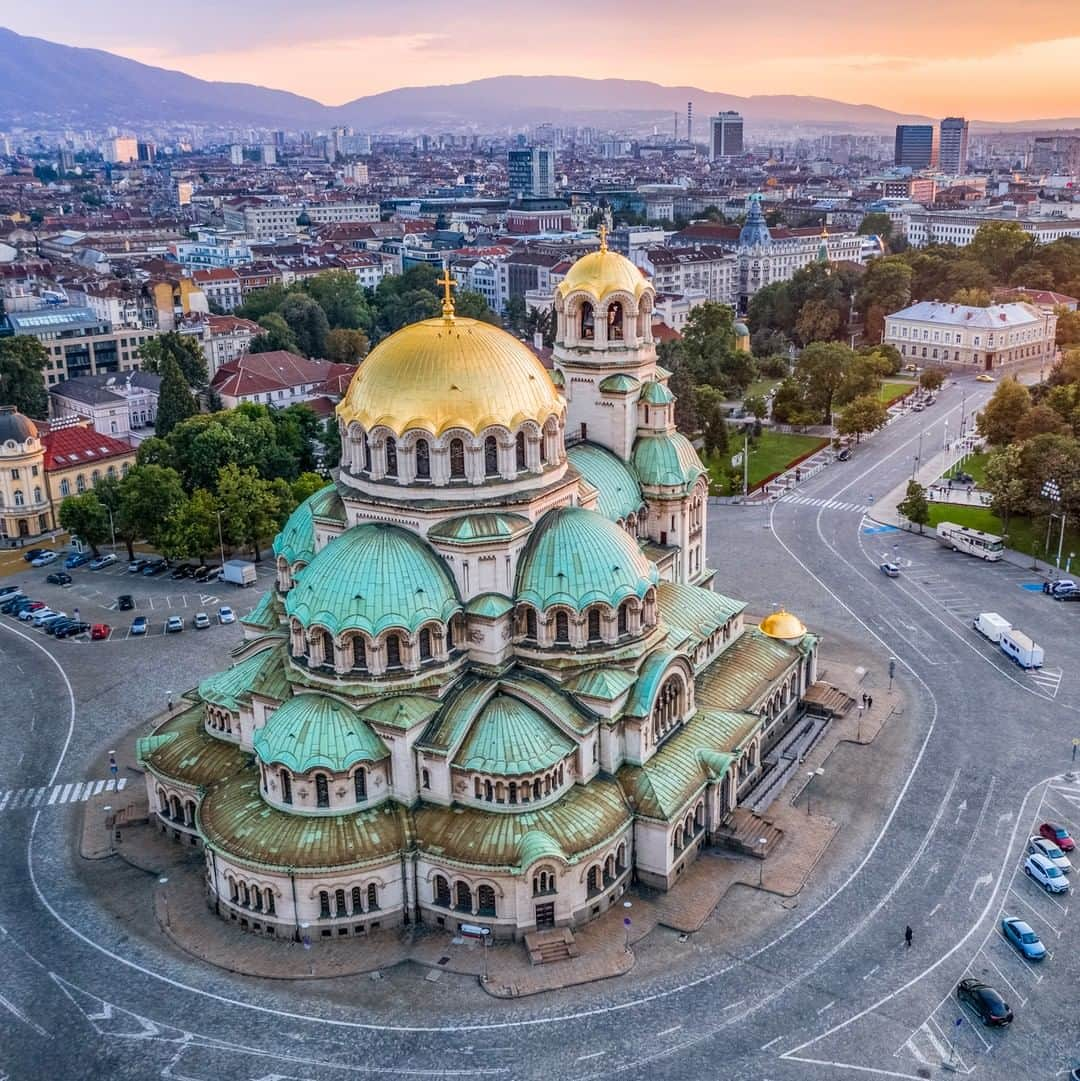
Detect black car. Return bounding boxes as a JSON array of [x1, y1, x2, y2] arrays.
[[46, 571, 72, 586], [1, 594, 27, 614], [836, 447, 852, 462], [55, 621, 90, 639], [0, 583, 20, 597], [950, 471, 975, 486], [957, 978, 1012, 1026], [22, 548, 48, 563], [6, 598, 34, 616], [142, 559, 168, 576], [193, 565, 218, 582], [169, 563, 195, 580], [45, 618, 77, 636], [1054, 588, 1080, 602], [117, 594, 135, 611]]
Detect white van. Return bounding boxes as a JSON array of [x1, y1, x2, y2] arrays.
[[973, 613, 1011, 643], [1000, 628, 1044, 669]]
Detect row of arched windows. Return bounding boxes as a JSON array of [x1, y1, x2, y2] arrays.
[[651, 675, 687, 746], [291, 620, 460, 677], [157, 787, 196, 829], [56, 463, 124, 498], [672, 803, 706, 856], [584, 843, 629, 896], [264, 765, 367, 808], [319, 883, 379, 918], [205, 705, 234, 734], [228, 876, 276, 915], [472, 763, 566, 805], [517, 596, 654, 650], [432, 876, 497, 916]]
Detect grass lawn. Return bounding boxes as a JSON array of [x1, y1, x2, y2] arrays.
[[745, 377, 780, 401], [940, 450, 989, 487], [926, 503, 1080, 565], [705, 430, 828, 494], [879, 379, 917, 405]]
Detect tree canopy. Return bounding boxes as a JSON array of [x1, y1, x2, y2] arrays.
[[0, 337, 49, 418]]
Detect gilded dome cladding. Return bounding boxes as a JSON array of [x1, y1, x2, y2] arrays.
[[556, 247, 651, 303]]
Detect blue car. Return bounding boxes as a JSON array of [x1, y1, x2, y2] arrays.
[[1001, 917, 1046, 960], [64, 551, 92, 568]]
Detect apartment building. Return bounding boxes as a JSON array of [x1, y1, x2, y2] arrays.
[[222, 199, 379, 241]]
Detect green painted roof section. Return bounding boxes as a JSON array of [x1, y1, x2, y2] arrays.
[[199, 646, 284, 712], [696, 628, 802, 712], [550, 368, 565, 388], [452, 694, 575, 775], [565, 666, 637, 701], [286, 523, 461, 636], [138, 705, 249, 789], [632, 431, 705, 491], [200, 772, 407, 872], [273, 492, 319, 566], [307, 482, 347, 523], [598, 372, 640, 393], [360, 694, 441, 731], [617, 709, 753, 819], [465, 592, 514, 618], [135, 732, 178, 759], [240, 589, 281, 631], [624, 648, 685, 718], [413, 776, 630, 871], [639, 379, 674, 404], [254, 693, 389, 773], [654, 364, 673, 380], [657, 582, 745, 647], [567, 442, 643, 523], [515, 506, 658, 611], [429, 512, 530, 544]]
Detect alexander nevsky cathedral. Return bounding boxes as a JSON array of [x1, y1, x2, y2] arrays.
[[138, 237, 818, 942]]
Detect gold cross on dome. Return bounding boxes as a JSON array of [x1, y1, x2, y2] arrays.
[[598, 223, 608, 252], [437, 264, 458, 318]]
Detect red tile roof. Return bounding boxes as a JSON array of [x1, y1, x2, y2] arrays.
[[42, 424, 135, 472], [210, 351, 340, 399]]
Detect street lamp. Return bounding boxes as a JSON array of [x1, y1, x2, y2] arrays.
[[622, 900, 633, 953], [104, 504, 116, 552], [757, 837, 768, 887], [806, 767, 824, 816], [158, 875, 170, 928], [1042, 479, 1066, 571], [214, 509, 226, 567]]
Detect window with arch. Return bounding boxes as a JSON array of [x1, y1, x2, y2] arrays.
[[617, 602, 629, 636], [421, 768, 430, 790], [315, 774, 330, 808], [280, 769, 292, 804], [319, 890, 331, 918], [477, 884, 496, 917], [434, 875, 451, 907], [385, 437, 398, 477], [13, 489, 24, 505], [587, 608, 601, 643], [385, 633, 402, 669], [419, 627, 432, 662], [455, 881, 472, 912], [586, 866, 601, 895], [533, 868, 556, 895], [580, 301, 595, 340], [59, 478, 70, 497], [76, 475, 86, 492], [515, 431, 526, 471], [91, 470, 100, 486], [361, 433, 371, 473], [554, 611, 570, 645], [449, 438, 466, 479], [607, 301, 624, 341], [33, 486, 42, 503], [229, 878, 239, 903], [483, 436, 499, 477], [525, 607, 538, 641], [351, 886, 363, 914], [352, 636, 367, 671], [265, 889, 275, 915], [354, 768, 367, 802], [367, 883, 378, 910], [415, 438, 431, 479], [335, 888, 347, 916]]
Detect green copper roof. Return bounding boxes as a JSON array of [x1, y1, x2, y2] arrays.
[[413, 776, 631, 872], [240, 589, 282, 632], [285, 523, 461, 636], [452, 694, 575, 775], [428, 513, 530, 544], [639, 379, 674, 405], [465, 592, 514, 618], [516, 506, 658, 611], [200, 772, 406, 873], [654, 364, 673, 380], [567, 442, 643, 523], [565, 666, 637, 702], [696, 627, 805, 712], [550, 369, 565, 388], [254, 693, 389, 773], [598, 373, 640, 394], [138, 705, 249, 789], [657, 582, 745, 647], [307, 482, 347, 523], [360, 694, 441, 731], [273, 492, 320, 566], [632, 431, 705, 492], [624, 649, 686, 718], [199, 646, 285, 712]]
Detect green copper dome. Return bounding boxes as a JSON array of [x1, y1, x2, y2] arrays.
[[638, 379, 674, 405], [598, 373, 640, 394], [453, 694, 575, 775], [632, 431, 705, 491], [285, 523, 461, 636], [273, 492, 319, 566], [516, 506, 658, 611], [567, 442, 643, 523], [254, 693, 388, 773]]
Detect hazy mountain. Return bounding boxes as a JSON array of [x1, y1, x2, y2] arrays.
[[0, 27, 1077, 135]]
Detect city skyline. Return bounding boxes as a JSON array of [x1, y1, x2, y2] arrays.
[[1, 3, 1078, 122]]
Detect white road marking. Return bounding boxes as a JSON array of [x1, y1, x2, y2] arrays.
[[0, 778, 120, 813], [1007, 885, 1062, 936], [862, 964, 879, 980], [0, 991, 49, 1038], [816, 1000, 835, 1014], [927, 903, 942, 919], [981, 955, 1025, 1006], [760, 1035, 782, 1050], [576, 1051, 604, 1061], [656, 1024, 682, 1036], [967, 872, 992, 902]]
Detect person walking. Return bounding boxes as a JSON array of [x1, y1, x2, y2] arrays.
[[905, 925, 913, 949], [867, 694, 873, 710]]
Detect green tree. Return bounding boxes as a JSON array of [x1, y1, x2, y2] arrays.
[[138, 331, 209, 389], [836, 395, 888, 444], [279, 293, 330, 357], [897, 479, 930, 533], [950, 287, 992, 307], [302, 270, 373, 330], [319, 417, 342, 469], [795, 297, 842, 345], [504, 295, 527, 333], [454, 290, 500, 325], [977, 379, 1031, 446], [668, 364, 699, 433], [702, 404, 729, 458], [57, 491, 110, 555], [324, 327, 369, 363], [744, 394, 768, 420], [119, 464, 187, 552], [162, 487, 220, 562], [216, 464, 288, 561], [795, 341, 855, 423], [155, 355, 197, 437], [250, 312, 300, 354], [858, 212, 893, 244], [0, 337, 49, 417], [835, 353, 882, 407], [1055, 308, 1080, 348], [919, 368, 946, 393], [291, 471, 326, 505], [235, 283, 290, 322], [1013, 403, 1070, 442], [967, 221, 1035, 281], [856, 258, 913, 343], [982, 443, 1027, 535]]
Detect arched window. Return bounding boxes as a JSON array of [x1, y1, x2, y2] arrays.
[[241, 882, 250, 907], [385, 437, 398, 477], [33, 486, 41, 503], [252, 886, 263, 911], [587, 866, 600, 895], [351, 886, 363, 914], [361, 433, 370, 473], [385, 633, 402, 669], [455, 881, 472, 912], [265, 889, 275, 914], [484, 436, 499, 477], [449, 438, 466, 479], [525, 608, 538, 641], [607, 301, 624, 340], [229, 878, 239, 903], [421, 768, 431, 789], [554, 611, 570, 645], [280, 769, 292, 804], [316, 628, 333, 668], [515, 431, 526, 471], [315, 774, 330, 808], [335, 888, 347, 917], [354, 769, 366, 802], [484, 779, 493, 801], [434, 875, 451, 906], [59, 479, 70, 497], [581, 301, 594, 340], [319, 890, 331, 918], [415, 438, 430, 479], [367, 883, 379, 910], [587, 608, 601, 643], [617, 602, 629, 636], [533, 869, 556, 895], [91, 470, 100, 487], [352, 636, 367, 671], [76, 475, 86, 493], [13, 489, 24, 505], [477, 884, 496, 916], [419, 627, 432, 661]]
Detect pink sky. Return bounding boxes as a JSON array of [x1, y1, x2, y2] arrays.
[[9, 2, 1080, 119]]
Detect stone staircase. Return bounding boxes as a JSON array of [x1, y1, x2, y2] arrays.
[[802, 681, 855, 718], [715, 808, 783, 859], [524, 927, 579, 965]]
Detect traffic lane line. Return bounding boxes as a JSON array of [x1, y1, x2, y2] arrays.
[[1007, 885, 1063, 937]]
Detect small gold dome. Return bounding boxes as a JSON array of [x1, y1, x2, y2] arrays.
[[556, 248, 651, 303], [758, 608, 807, 641], [336, 316, 564, 439]]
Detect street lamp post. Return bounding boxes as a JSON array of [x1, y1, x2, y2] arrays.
[[622, 900, 633, 953], [104, 504, 116, 552], [757, 837, 768, 887], [1042, 479, 1065, 571], [215, 510, 226, 568], [805, 767, 824, 816], [158, 875, 170, 928]]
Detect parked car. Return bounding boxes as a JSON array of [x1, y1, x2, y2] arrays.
[[127, 559, 149, 574], [56, 621, 90, 639], [1025, 852, 1070, 893], [190, 565, 209, 581], [130, 616, 148, 636], [32, 609, 65, 627], [1001, 916, 1045, 960], [0, 584, 20, 597], [165, 615, 184, 633], [142, 559, 168, 576], [1050, 578, 1078, 595], [1054, 588, 1080, 602], [951, 471, 975, 486], [90, 624, 111, 641], [1039, 822, 1075, 852], [117, 594, 135, 611], [879, 562, 900, 578], [1028, 836, 1072, 872], [194, 565, 221, 583], [976, 373, 995, 383], [169, 563, 195, 580], [44, 617, 75, 635], [218, 606, 235, 625], [192, 611, 211, 630], [89, 553, 118, 570], [1, 595, 28, 614], [22, 548, 48, 563], [957, 978, 1013, 1025], [45, 572, 72, 585], [64, 551, 92, 569], [30, 551, 58, 567], [16, 601, 46, 618], [836, 446, 851, 461]]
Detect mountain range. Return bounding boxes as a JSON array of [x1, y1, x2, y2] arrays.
[[1, 26, 1078, 135]]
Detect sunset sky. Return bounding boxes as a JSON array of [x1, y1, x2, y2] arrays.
[[4, 1, 1079, 120]]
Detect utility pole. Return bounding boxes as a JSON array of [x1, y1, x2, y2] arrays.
[[743, 433, 748, 499]]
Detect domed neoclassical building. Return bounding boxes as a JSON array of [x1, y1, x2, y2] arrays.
[[139, 245, 818, 943]]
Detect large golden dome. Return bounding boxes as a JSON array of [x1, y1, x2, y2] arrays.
[[556, 233, 652, 303], [336, 315, 564, 438]]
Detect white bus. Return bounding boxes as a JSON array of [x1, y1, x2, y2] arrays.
[[936, 521, 1004, 561]]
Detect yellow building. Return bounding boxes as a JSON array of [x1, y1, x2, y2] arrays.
[[0, 407, 51, 541]]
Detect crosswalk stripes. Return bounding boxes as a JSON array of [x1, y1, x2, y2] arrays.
[[0, 776, 126, 813], [779, 495, 868, 513]]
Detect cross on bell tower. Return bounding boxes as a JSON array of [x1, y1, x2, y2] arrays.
[[437, 264, 458, 320]]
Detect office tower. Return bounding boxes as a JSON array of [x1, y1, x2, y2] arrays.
[[507, 146, 556, 199], [894, 125, 936, 169], [229, 144, 244, 166], [262, 144, 277, 166], [938, 117, 969, 175], [687, 101, 693, 143], [709, 112, 745, 160]]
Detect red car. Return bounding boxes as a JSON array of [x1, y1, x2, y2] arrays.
[[1039, 822, 1075, 852], [90, 623, 111, 641]]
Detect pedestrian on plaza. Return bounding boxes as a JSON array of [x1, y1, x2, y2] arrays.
[[904, 925, 913, 948], [867, 695, 873, 710], [861, 692, 868, 708]]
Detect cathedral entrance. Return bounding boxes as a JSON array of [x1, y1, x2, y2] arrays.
[[535, 902, 555, 929]]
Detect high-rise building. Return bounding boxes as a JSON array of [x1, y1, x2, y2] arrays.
[[105, 136, 138, 164], [507, 146, 556, 199], [938, 117, 969, 175], [261, 144, 277, 166], [894, 125, 936, 169], [229, 144, 244, 167], [709, 112, 744, 160]]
